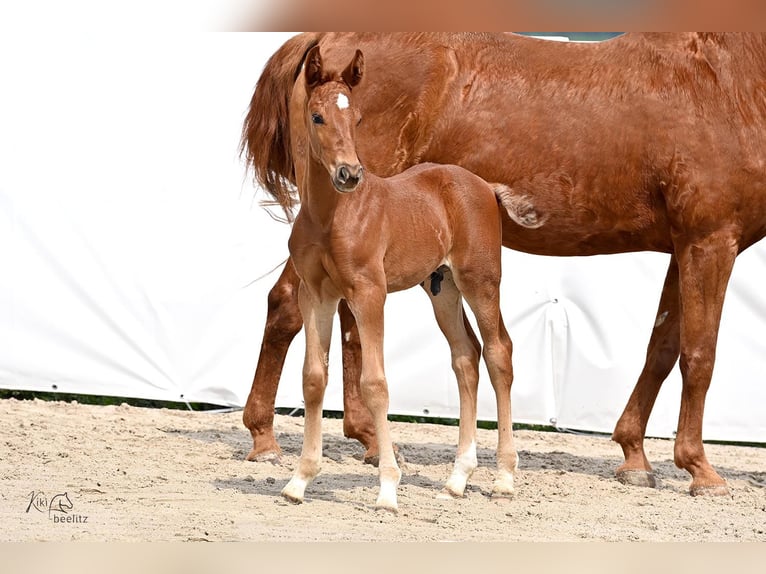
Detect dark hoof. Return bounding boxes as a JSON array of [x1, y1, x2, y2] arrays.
[[246, 450, 282, 465], [690, 483, 730, 497], [615, 469, 658, 488], [363, 453, 379, 467]]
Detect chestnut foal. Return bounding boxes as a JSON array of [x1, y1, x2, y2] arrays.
[[280, 46, 545, 512]]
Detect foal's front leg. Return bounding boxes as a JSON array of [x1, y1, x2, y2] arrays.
[[347, 284, 401, 512], [281, 285, 338, 504]]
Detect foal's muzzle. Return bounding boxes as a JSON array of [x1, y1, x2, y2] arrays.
[[333, 163, 364, 192]]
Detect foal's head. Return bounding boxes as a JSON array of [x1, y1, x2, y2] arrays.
[[304, 45, 365, 193]]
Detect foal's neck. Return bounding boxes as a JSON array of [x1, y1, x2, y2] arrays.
[[301, 152, 348, 228]]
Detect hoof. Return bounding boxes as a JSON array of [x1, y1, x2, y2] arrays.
[[690, 483, 730, 497], [490, 485, 514, 500], [490, 489, 514, 501], [374, 502, 398, 515], [281, 476, 309, 504], [281, 491, 304, 504], [436, 486, 464, 500], [615, 469, 657, 488], [246, 449, 282, 464], [375, 479, 400, 513], [363, 448, 405, 467], [363, 453, 380, 467], [490, 471, 515, 500]]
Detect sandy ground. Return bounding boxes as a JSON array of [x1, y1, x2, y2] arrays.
[[1, 397, 765, 542]]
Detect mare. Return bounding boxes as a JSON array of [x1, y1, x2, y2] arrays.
[[241, 32, 766, 496], [282, 45, 544, 511]]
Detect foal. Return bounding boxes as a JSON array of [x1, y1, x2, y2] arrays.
[[281, 46, 545, 512]]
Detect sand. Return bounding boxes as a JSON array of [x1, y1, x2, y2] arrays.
[[1, 397, 765, 542]]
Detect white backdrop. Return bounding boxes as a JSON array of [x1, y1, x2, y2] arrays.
[[1, 32, 765, 442]]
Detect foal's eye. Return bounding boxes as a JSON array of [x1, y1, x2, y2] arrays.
[[311, 113, 324, 125]]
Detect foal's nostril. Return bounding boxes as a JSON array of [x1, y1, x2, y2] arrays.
[[334, 164, 363, 191]]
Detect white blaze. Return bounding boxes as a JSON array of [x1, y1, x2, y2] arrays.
[[336, 93, 349, 109]]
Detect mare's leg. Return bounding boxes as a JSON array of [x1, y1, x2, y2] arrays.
[[671, 231, 737, 496], [612, 256, 681, 487], [347, 284, 401, 512], [281, 286, 337, 503], [457, 274, 517, 499], [243, 259, 303, 462], [421, 272, 482, 499], [338, 301, 380, 463]]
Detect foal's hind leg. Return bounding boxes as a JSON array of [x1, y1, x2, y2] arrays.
[[421, 271, 481, 499], [457, 275, 517, 499], [613, 256, 681, 488]]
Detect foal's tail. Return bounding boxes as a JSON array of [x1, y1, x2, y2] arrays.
[[240, 32, 323, 222], [492, 183, 547, 229]]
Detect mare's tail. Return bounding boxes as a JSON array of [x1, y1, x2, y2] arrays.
[[240, 33, 323, 222], [492, 183, 547, 229]]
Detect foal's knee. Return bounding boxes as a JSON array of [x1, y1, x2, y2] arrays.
[[302, 368, 328, 407]]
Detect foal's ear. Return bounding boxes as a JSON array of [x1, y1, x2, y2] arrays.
[[305, 45, 324, 89], [342, 49, 364, 89]]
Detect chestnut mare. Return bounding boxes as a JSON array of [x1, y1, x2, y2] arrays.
[[283, 45, 544, 511], [242, 33, 766, 497]]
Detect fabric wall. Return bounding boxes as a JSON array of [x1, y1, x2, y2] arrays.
[[2, 33, 765, 442]]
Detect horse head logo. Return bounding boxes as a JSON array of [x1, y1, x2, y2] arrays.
[[48, 492, 73, 517]]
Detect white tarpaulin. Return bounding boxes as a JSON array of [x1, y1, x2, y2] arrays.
[[2, 33, 765, 442]]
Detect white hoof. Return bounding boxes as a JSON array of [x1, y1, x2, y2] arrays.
[[436, 486, 463, 500], [442, 470, 473, 498], [375, 497, 398, 514], [375, 480, 399, 513], [441, 442, 477, 499], [491, 470, 515, 499], [281, 477, 308, 504]]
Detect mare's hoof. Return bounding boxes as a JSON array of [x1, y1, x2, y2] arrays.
[[615, 469, 657, 488], [363, 448, 405, 467], [363, 453, 379, 467], [246, 450, 282, 465], [690, 483, 730, 497]]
